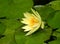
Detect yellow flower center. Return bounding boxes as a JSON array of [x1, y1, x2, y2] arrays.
[[29, 17, 39, 27]]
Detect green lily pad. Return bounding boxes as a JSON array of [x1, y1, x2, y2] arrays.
[[49, 31, 60, 44], [0, 19, 21, 44], [0, 0, 33, 19], [56, 28, 60, 32], [34, 6, 55, 21], [0, 22, 6, 34], [49, 1, 60, 10], [55, 0, 60, 1], [48, 10, 60, 28], [15, 27, 52, 44]]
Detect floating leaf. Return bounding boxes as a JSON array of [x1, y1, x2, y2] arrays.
[[0, 0, 33, 19], [0, 19, 21, 44], [48, 11, 60, 28], [34, 6, 55, 21], [0, 22, 6, 34], [49, 1, 60, 10], [49, 31, 60, 44], [15, 27, 52, 44]]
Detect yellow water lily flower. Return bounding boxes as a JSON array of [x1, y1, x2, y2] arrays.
[[21, 8, 44, 36]]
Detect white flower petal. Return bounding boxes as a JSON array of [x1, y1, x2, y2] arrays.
[[25, 24, 40, 36], [22, 26, 31, 30], [31, 8, 41, 20], [21, 21, 28, 24], [41, 21, 45, 29], [24, 12, 33, 18], [21, 8, 45, 36], [24, 29, 30, 32], [21, 18, 29, 24]]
